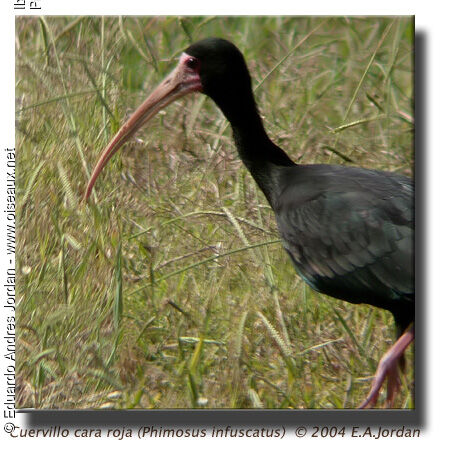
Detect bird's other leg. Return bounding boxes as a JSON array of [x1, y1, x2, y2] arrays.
[[359, 323, 414, 409]]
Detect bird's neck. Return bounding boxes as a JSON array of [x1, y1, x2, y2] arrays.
[[221, 94, 295, 205]]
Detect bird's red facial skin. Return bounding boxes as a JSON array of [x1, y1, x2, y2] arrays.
[[174, 53, 202, 94], [180, 52, 201, 75], [84, 53, 203, 201]]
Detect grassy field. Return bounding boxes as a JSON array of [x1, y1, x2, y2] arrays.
[[16, 16, 414, 409]]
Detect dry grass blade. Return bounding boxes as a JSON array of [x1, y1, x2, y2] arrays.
[[113, 241, 123, 330], [222, 206, 260, 264], [331, 114, 387, 133], [20, 160, 44, 212], [248, 388, 263, 408], [257, 312, 296, 378], [235, 311, 248, 361], [57, 161, 77, 209]]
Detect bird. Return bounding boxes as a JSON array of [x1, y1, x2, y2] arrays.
[[84, 37, 414, 408]]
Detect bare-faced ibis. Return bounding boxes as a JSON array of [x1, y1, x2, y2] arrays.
[[85, 38, 414, 408]]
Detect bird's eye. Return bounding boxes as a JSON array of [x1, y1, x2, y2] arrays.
[[186, 57, 199, 70]]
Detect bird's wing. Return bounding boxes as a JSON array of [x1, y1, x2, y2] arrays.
[[274, 169, 414, 309]]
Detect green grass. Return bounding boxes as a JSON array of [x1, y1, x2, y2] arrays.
[[16, 16, 414, 409]]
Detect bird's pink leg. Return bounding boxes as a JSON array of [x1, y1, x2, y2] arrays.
[[385, 362, 401, 407], [359, 324, 414, 409]]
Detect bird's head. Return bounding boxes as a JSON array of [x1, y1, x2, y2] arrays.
[[184, 38, 253, 109], [84, 38, 252, 200]]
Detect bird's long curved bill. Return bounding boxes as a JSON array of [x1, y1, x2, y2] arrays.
[[84, 55, 202, 201]]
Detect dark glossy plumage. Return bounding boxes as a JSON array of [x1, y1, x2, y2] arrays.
[[274, 164, 414, 333]]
